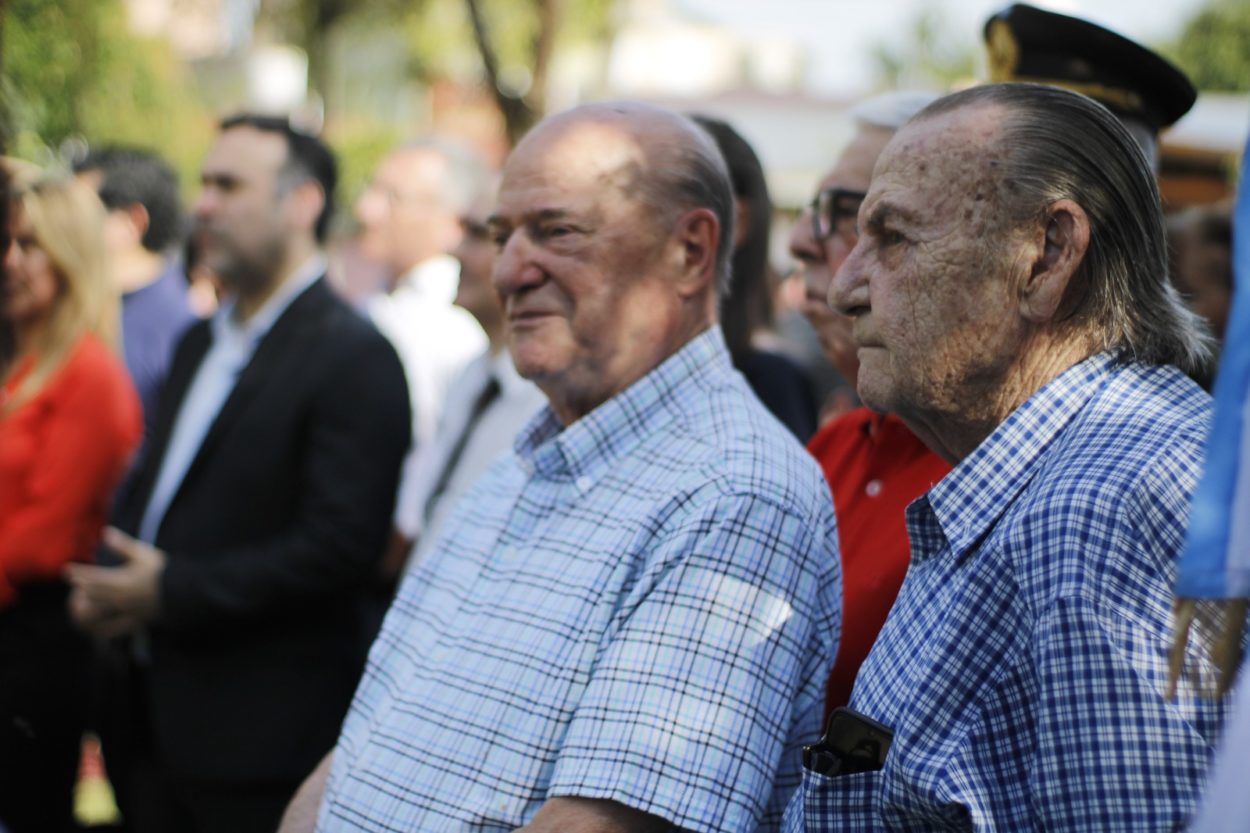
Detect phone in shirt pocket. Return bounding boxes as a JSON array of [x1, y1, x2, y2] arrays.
[[802, 707, 894, 777]]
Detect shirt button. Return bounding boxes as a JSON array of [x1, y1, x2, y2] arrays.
[[575, 475, 592, 492], [865, 479, 883, 497]]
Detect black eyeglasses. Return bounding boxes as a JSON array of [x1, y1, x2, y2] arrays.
[[809, 187, 867, 244]]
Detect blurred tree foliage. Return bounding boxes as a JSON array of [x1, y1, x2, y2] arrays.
[[869, 6, 976, 92], [1165, 0, 1250, 92], [1, 0, 213, 190], [259, 0, 614, 145]]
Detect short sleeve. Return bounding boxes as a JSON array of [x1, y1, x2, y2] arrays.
[[547, 491, 840, 833]]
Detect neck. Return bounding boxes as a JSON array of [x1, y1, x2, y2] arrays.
[[547, 314, 713, 426], [11, 315, 48, 360], [112, 247, 167, 294], [901, 331, 1093, 465], [391, 250, 443, 292], [235, 240, 317, 323]]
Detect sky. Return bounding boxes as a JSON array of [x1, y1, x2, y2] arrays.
[[676, 0, 1210, 96]]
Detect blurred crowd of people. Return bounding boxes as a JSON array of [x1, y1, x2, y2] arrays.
[[0, 3, 1243, 833]]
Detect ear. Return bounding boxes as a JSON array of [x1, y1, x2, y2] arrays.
[[1019, 198, 1090, 324], [286, 180, 326, 237], [123, 203, 151, 245], [670, 206, 719, 299]]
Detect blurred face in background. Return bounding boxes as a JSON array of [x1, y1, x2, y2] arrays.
[[356, 148, 462, 279], [2, 206, 60, 333], [788, 125, 893, 388], [453, 191, 504, 341], [193, 125, 294, 296]]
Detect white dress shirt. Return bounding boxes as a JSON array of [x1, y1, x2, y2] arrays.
[[137, 256, 326, 543], [367, 255, 487, 471], [394, 348, 545, 557]]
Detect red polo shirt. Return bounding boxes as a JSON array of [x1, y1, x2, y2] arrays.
[[808, 407, 951, 714]]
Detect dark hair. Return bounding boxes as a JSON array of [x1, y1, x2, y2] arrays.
[[691, 115, 774, 364], [1185, 205, 1234, 292], [74, 146, 184, 253], [916, 83, 1213, 375], [219, 113, 338, 242]]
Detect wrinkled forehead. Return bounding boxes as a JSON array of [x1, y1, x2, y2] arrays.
[[820, 125, 894, 193], [203, 126, 288, 181], [501, 118, 653, 205], [867, 105, 1005, 207]]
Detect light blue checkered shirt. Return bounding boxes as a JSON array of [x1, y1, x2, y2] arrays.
[[319, 327, 842, 832], [784, 353, 1232, 832]]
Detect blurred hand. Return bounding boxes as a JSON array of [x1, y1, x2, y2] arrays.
[[66, 526, 165, 638]]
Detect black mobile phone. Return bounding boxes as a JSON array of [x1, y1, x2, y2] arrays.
[[802, 707, 894, 777]]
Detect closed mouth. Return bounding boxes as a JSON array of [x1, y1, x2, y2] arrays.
[[508, 308, 560, 324]]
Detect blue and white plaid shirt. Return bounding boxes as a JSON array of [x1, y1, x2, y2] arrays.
[[784, 353, 1231, 832], [320, 327, 841, 832]]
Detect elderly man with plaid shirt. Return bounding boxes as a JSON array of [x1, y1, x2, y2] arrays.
[[782, 83, 1231, 832], [280, 102, 842, 833]]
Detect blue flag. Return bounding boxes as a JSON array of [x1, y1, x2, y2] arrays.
[[1170, 132, 1250, 697], [1175, 135, 1250, 603]]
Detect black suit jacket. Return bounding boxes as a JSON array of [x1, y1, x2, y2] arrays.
[[116, 277, 410, 783]]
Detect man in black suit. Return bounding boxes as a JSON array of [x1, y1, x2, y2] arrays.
[[67, 115, 410, 833]]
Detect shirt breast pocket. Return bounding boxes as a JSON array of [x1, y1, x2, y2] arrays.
[[784, 768, 887, 833]]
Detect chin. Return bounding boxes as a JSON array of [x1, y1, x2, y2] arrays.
[[853, 370, 896, 416], [509, 344, 561, 383]]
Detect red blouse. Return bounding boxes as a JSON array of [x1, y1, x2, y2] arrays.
[[807, 407, 952, 715], [0, 333, 142, 608]]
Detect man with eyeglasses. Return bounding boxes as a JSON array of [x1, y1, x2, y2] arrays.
[[383, 175, 546, 577], [356, 140, 490, 574], [789, 92, 951, 715]]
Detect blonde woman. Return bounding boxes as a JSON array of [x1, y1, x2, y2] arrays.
[[0, 173, 141, 833]]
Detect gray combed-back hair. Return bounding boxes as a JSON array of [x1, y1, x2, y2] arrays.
[[915, 83, 1214, 375]]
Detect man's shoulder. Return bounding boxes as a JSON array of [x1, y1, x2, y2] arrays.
[[1036, 361, 1209, 496], [666, 372, 834, 519], [1003, 362, 1210, 599], [290, 280, 401, 358]]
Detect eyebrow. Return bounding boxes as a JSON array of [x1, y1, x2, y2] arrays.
[[200, 172, 241, 189], [863, 200, 921, 231], [487, 207, 575, 229]]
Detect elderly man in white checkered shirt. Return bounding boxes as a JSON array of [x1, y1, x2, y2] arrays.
[[280, 102, 843, 833], [782, 84, 1230, 832]]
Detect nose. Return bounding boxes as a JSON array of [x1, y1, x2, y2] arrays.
[[2, 238, 19, 273], [829, 238, 869, 317], [491, 230, 544, 299], [192, 185, 219, 222], [788, 210, 822, 266]]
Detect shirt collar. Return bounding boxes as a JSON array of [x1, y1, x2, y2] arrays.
[[514, 326, 730, 485], [910, 352, 1118, 562], [212, 253, 326, 346]]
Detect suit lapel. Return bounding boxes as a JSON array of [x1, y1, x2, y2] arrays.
[[172, 277, 330, 502], [120, 321, 213, 530]]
